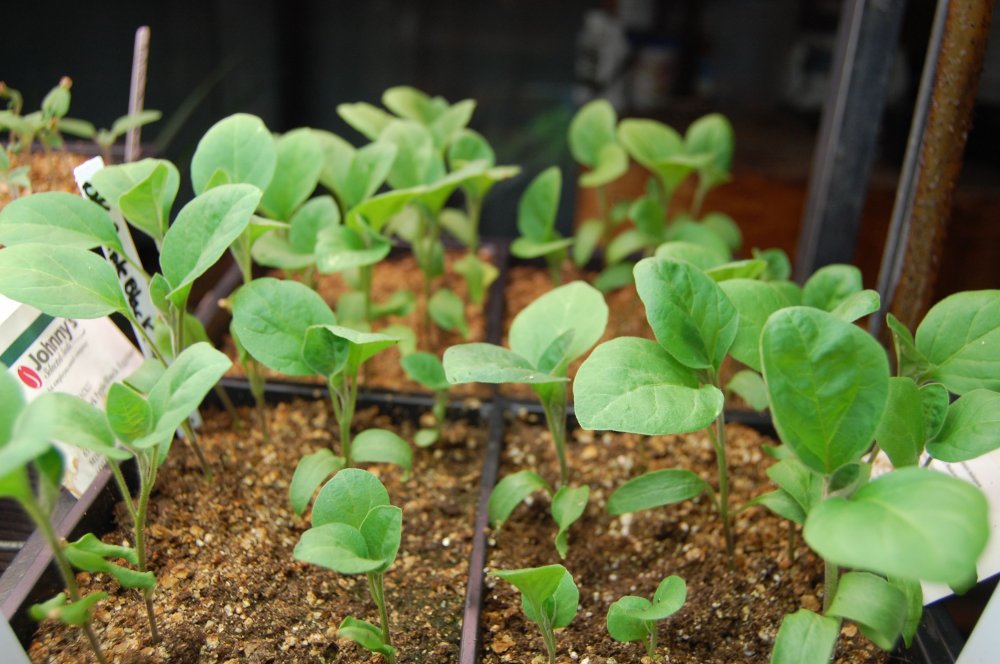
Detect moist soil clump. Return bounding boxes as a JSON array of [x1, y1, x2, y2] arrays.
[[479, 411, 890, 664], [29, 398, 487, 663]]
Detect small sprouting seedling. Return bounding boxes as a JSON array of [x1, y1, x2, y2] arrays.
[[0, 78, 83, 153], [607, 575, 687, 660], [757, 301, 996, 662], [0, 148, 30, 198], [230, 277, 411, 510], [510, 166, 573, 285], [400, 351, 450, 447], [293, 468, 402, 663], [444, 281, 606, 556], [491, 564, 578, 664]]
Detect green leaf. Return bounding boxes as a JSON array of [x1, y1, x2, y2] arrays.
[[293, 522, 384, 574], [108, 110, 162, 138], [830, 290, 880, 323], [292, 196, 342, 257], [617, 119, 687, 191], [310, 325, 398, 374], [718, 279, 787, 371], [572, 219, 603, 267], [492, 564, 578, 629], [761, 307, 889, 474], [231, 277, 336, 376], [453, 253, 498, 306], [448, 128, 495, 170], [429, 99, 476, 149], [371, 290, 416, 320], [575, 337, 723, 435], [916, 290, 1000, 394], [359, 503, 403, 571], [926, 389, 1000, 462], [606, 228, 650, 265], [607, 595, 654, 643], [383, 86, 443, 124], [753, 247, 792, 281], [190, 113, 276, 195], [569, 99, 618, 167], [635, 258, 738, 371], [654, 241, 727, 270], [889, 576, 924, 648], [312, 467, 390, 529], [642, 575, 687, 620], [104, 382, 154, 445], [250, 229, 313, 271], [315, 224, 391, 273], [488, 470, 551, 527], [30, 592, 108, 627], [160, 184, 261, 303], [259, 128, 324, 221], [0, 244, 129, 318], [352, 429, 413, 476], [804, 467, 988, 587], [920, 382, 949, 440], [580, 143, 628, 188], [510, 281, 608, 371], [64, 544, 155, 590], [0, 192, 122, 253], [509, 236, 573, 260], [701, 212, 741, 251], [119, 161, 179, 245], [746, 489, 806, 525], [594, 262, 636, 293], [802, 264, 862, 312], [400, 352, 449, 390], [380, 120, 444, 188], [338, 616, 396, 657], [874, 377, 925, 467], [134, 343, 232, 449], [24, 392, 127, 460], [444, 344, 563, 385], [771, 609, 840, 664], [517, 167, 561, 241], [429, 288, 469, 338], [289, 449, 345, 517], [324, 136, 397, 211], [766, 458, 822, 516], [726, 370, 769, 411], [337, 102, 395, 141], [552, 485, 589, 558], [607, 469, 709, 515], [826, 572, 906, 651]]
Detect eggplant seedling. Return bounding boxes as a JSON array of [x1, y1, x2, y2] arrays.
[[444, 280, 606, 556], [293, 468, 402, 663], [509, 166, 573, 285], [607, 575, 687, 660], [400, 351, 450, 447], [490, 564, 578, 664]]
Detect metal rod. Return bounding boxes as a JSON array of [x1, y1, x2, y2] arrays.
[[125, 26, 151, 163], [871, 0, 994, 336]]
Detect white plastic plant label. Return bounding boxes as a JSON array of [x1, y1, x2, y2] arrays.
[[73, 156, 157, 356], [0, 294, 144, 497]]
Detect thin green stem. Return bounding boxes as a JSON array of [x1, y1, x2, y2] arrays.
[[134, 453, 161, 643], [691, 182, 708, 219], [824, 561, 840, 613], [107, 461, 137, 523], [647, 625, 658, 659], [709, 410, 734, 561], [20, 493, 110, 664], [359, 264, 373, 324], [540, 619, 557, 664], [367, 573, 395, 664], [330, 375, 357, 466], [540, 385, 569, 487]]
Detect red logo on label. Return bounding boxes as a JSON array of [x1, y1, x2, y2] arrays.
[[17, 366, 42, 389]]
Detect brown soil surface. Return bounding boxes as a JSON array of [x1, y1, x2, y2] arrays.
[[220, 246, 496, 399], [28, 398, 487, 663], [0, 150, 89, 206], [479, 412, 889, 664]]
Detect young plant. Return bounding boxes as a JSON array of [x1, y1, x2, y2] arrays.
[[293, 468, 402, 663], [509, 166, 573, 285], [0, 371, 140, 663], [490, 564, 578, 664], [0, 78, 86, 153], [399, 351, 450, 447], [607, 575, 687, 660], [444, 281, 606, 556], [230, 277, 411, 510], [757, 301, 997, 662]]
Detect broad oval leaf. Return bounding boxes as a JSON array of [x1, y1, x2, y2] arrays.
[[0, 192, 122, 253], [916, 290, 1000, 394], [231, 277, 336, 376], [492, 564, 578, 629], [400, 352, 449, 391], [338, 616, 396, 657], [607, 595, 654, 643], [826, 571, 906, 651], [639, 575, 687, 620], [569, 99, 617, 167], [830, 289, 880, 323], [444, 343, 563, 385], [654, 241, 727, 271], [293, 522, 383, 574], [552, 485, 589, 558], [160, 184, 261, 302], [315, 224, 391, 273], [575, 337, 722, 435], [726, 369, 769, 412], [926, 389, 1000, 462], [337, 102, 394, 141], [874, 377, 924, 467], [104, 383, 154, 447], [359, 503, 403, 571], [718, 279, 787, 371], [761, 307, 889, 474], [701, 211, 741, 251], [259, 128, 324, 221], [607, 468, 709, 515], [802, 264, 862, 312], [190, 113, 276, 195], [312, 467, 390, 529], [488, 470, 551, 527], [517, 166, 561, 241], [635, 257, 738, 371], [804, 467, 988, 587], [352, 428, 413, 476], [289, 449, 345, 517], [428, 288, 469, 338], [0, 244, 129, 318], [771, 609, 840, 664], [509, 280, 608, 371], [579, 143, 628, 188]]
